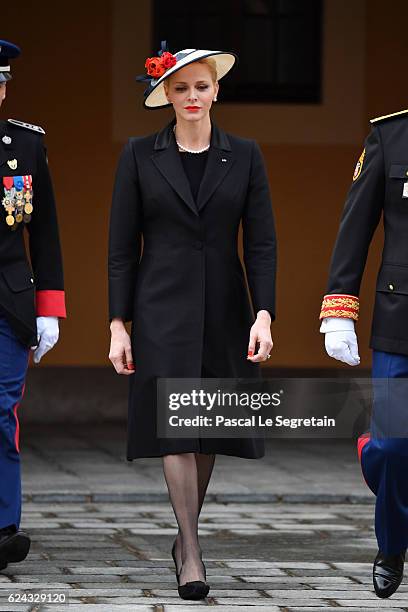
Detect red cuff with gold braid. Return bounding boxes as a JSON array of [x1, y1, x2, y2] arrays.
[[319, 294, 359, 321], [36, 290, 67, 318]]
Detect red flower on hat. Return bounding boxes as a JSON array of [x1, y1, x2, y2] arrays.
[[160, 51, 177, 70], [145, 57, 166, 79], [144, 51, 177, 79]]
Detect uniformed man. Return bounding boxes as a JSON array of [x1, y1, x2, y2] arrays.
[[0, 40, 66, 570], [319, 108, 408, 598]]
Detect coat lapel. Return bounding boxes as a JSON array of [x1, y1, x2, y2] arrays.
[[151, 120, 197, 216], [196, 123, 235, 212], [150, 119, 235, 216]]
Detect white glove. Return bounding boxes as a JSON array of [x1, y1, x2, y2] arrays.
[[320, 317, 360, 366], [31, 316, 60, 364]]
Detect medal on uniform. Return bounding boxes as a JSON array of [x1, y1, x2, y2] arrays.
[[3, 176, 13, 191], [13, 177, 24, 223], [9, 177, 21, 223], [2, 176, 15, 226], [403, 182, 408, 198], [22, 175, 33, 217], [7, 159, 17, 170], [2, 175, 33, 228], [24, 192, 33, 214], [13, 176, 23, 191]]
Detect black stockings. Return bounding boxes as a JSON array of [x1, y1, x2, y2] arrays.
[[162, 452, 216, 585]]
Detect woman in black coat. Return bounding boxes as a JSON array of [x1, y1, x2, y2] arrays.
[[108, 43, 276, 600]]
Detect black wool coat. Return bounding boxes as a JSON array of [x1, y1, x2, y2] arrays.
[[326, 113, 408, 355], [108, 119, 277, 459]]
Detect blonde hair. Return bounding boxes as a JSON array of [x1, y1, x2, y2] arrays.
[[197, 57, 217, 83], [164, 57, 218, 94]]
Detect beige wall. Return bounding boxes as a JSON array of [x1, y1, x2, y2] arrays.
[[2, 0, 407, 368]]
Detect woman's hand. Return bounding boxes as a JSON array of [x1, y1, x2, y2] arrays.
[[109, 318, 135, 375], [247, 310, 273, 363]]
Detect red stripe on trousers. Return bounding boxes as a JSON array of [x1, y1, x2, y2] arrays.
[[357, 432, 371, 462], [13, 383, 26, 453]]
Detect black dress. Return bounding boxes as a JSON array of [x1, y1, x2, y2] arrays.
[[179, 149, 209, 206], [179, 150, 212, 382], [179, 150, 218, 384]]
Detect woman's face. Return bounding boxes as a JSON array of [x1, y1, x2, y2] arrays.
[[0, 83, 6, 108], [165, 62, 219, 122]]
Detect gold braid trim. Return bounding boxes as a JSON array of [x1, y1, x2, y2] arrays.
[[321, 308, 359, 321], [319, 294, 359, 321], [322, 296, 359, 309]]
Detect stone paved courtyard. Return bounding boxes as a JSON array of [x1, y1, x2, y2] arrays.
[[1, 425, 407, 611]]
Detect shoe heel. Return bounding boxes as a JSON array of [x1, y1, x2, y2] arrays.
[[171, 541, 180, 585]]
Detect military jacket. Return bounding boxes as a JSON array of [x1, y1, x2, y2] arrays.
[[321, 110, 408, 355], [0, 119, 66, 346]]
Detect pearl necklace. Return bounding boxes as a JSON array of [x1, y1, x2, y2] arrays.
[[173, 125, 210, 154]]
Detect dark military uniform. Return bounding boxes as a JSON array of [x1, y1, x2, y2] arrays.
[[321, 111, 408, 588], [0, 38, 66, 571], [0, 118, 66, 570], [321, 109, 408, 354], [0, 119, 66, 345]]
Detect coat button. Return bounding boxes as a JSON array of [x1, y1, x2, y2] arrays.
[[388, 283, 394, 291], [30, 278, 34, 284], [194, 240, 203, 250]]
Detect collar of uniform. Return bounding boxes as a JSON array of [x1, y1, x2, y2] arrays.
[[0, 120, 9, 141], [0, 120, 15, 167], [153, 118, 232, 152]]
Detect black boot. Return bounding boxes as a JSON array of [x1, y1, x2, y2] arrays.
[[373, 549, 405, 598], [0, 526, 30, 570]]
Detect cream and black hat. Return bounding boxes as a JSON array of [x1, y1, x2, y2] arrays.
[[0, 39, 21, 83], [137, 41, 237, 109]]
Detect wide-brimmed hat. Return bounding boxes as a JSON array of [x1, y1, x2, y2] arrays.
[[0, 39, 21, 83], [136, 41, 237, 109]]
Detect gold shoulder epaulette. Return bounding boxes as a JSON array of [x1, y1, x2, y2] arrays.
[[370, 109, 408, 124]]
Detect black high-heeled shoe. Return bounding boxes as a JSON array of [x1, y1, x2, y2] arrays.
[[171, 540, 180, 584], [178, 559, 210, 600]]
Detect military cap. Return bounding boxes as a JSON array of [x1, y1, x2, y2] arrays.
[[0, 39, 21, 83]]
